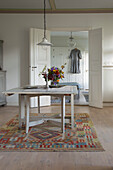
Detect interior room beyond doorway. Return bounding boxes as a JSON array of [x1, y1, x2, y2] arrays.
[[50, 31, 89, 105]]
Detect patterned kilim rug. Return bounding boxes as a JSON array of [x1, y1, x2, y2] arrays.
[[0, 113, 104, 152]]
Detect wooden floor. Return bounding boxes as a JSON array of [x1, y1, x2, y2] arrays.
[[0, 105, 113, 170]]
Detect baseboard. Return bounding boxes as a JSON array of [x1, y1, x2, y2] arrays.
[[51, 103, 89, 106], [7, 102, 19, 106], [103, 102, 113, 106]]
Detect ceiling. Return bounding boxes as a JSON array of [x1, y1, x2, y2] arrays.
[[51, 31, 88, 39], [0, 0, 113, 13]]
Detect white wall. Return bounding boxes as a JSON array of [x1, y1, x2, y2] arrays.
[[0, 14, 113, 105]]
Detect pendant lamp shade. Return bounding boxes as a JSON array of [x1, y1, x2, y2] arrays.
[[38, 37, 52, 46], [37, 0, 53, 46]]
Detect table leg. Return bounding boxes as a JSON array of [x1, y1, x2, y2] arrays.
[[38, 96, 40, 113], [77, 86, 80, 98], [26, 96, 30, 133], [71, 93, 74, 129], [19, 94, 25, 128], [61, 95, 65, 135]]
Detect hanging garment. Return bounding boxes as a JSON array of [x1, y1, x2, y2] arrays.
[[69, 48, 82, 73]]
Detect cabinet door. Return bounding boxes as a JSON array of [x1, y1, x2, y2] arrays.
[[0, 72, 6, 104], [103, 68, 113, 102], [0, 40, 3, 70]]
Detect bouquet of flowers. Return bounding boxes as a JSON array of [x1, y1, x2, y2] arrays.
[[40, 63, 66, 85]]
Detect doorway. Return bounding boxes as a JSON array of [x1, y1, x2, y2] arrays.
[[50, 31, 89, 105], [29, 28, 103, 108]]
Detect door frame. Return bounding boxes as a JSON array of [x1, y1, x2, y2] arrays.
[[48, 27, 103, 106]]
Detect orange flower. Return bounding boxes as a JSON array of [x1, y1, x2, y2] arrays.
[[57, 79, 60, 82], [61, 65, 64, 69]]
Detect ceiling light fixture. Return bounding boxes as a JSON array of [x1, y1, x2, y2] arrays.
[[67, 32, 76, 47], [37, 0, 53, 46]]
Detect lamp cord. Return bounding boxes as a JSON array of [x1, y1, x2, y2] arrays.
[[70, 32, 74, 41], [44, 0, 46, 39]]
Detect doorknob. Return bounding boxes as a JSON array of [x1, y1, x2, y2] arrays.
[[29, 66, 37, 68], [32, 66, 37, 69], [32, 66, 37, 71], [29, 66, 37, 71]]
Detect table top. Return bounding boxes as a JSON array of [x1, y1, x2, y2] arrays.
[[3, 85, 77, 95]]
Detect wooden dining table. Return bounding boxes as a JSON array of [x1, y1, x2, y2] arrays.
[[4, 85, 76, 137]]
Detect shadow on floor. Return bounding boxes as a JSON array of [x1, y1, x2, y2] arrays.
[[51, 92, 89, 105]]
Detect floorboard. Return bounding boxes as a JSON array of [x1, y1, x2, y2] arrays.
[[0, 105, 113, 170]]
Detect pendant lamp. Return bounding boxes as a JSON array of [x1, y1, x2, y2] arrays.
[[67, 32, 76, 47], [37, 0, 53, 46]]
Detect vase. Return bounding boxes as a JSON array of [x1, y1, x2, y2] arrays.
[[45, 73, 49, 89]]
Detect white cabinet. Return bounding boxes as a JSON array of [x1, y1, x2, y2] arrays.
[[0, 40, 3, 70], [0, 71, 6, 106], [103, 67, 113, 102]]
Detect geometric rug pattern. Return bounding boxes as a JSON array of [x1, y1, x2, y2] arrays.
[[0, 113, 104, 152]]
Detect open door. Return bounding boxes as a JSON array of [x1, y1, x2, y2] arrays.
[[29, 28, 51, 107], [89, 28, 103, 108]]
